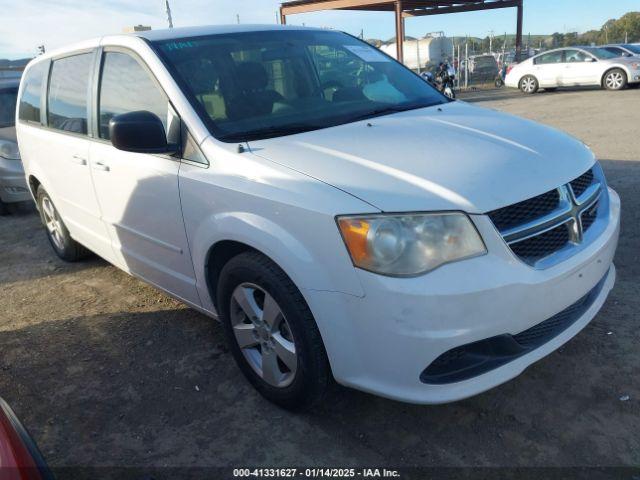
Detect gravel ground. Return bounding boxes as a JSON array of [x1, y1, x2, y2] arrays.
[[1, 87, 639, 473]]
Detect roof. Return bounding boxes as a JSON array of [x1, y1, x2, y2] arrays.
[[132, 24, 320, 42], [281, 0, 521, 17]]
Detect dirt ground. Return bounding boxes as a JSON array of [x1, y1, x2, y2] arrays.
[[1, 87, 639, 473]]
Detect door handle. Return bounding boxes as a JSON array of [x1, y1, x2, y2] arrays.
[[71, 155, 87, 165], [92, 162, 110, 172]]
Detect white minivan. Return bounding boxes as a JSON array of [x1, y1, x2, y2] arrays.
[[17, 25, 620, 410]]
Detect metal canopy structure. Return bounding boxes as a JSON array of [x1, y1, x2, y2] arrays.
[[280, 0, 524, 64]]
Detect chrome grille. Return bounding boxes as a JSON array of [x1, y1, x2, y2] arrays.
[[581, 200, 599, 232], [488, 168, 603, 268]]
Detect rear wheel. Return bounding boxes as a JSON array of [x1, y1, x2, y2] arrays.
[[603, 69, 627, 91], [520, 75, 539, 94], [36, 186, 89, 262], [217, 251, 331, 411]]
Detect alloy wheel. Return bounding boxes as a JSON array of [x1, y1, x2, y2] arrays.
[[606, 72, 624, 90], [41, 197, 65, 251], [230, 283, 298, 388], [522, 77, 536, 93]]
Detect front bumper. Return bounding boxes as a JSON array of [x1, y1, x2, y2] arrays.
[[304, 188, 620, 404], [0, 157, 30, 204]]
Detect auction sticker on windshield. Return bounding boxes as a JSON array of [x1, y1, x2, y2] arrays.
[[344, 45, 391, 62]]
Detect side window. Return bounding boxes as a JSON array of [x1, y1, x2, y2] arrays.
[[534, 51, 564, 65], [604, 47, 622, 56], [98, 52, 169, 140], [18, 62, 48, 123], [47, 53, 93, 134], [564, 50, 589, 63]]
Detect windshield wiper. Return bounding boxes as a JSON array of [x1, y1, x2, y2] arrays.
[[221, 124, 320, 143], [346, 102, 437, 124]]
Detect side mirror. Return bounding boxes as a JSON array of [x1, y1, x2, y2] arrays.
[[109, 111, 177, 154]]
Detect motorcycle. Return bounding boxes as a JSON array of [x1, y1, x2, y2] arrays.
[[421, 67, 456, 99], [435, 65, 456, 99]]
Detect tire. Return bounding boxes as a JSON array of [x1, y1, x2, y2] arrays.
[[36, 186, 89, 262], [217, 251, 331, 411], [603, 69, 627, 91], [0, 199, 9, 216], [520, 75, 539, 94]]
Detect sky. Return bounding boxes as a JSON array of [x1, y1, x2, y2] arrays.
[[0, 0, 638, 59]]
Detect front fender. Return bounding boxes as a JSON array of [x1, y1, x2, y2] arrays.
[[189, 210, 366, 314]]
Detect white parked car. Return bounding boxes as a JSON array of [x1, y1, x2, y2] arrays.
[[17, 26, 620, 409], [506, 46, 640, 93]]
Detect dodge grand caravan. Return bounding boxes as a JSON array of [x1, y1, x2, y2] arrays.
[[16, 25, 620, 410]]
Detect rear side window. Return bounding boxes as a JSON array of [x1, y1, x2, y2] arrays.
[[564, 50, 590, 63], [18, 62, 48, 123], [47, 53, 93, 134], [98, 52, 168, 140], [534, 51, 564, 65]]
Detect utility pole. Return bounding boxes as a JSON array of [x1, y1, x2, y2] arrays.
[[164, 0, 173, 28], [237, 14, 240, 24]]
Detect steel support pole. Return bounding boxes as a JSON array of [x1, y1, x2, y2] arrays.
[[395, 1, 405, 64], [515, 0, 523, 62]]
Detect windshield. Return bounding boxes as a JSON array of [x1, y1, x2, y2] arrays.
[[0, 88, 18, 128], [153, 30, 447, 142], [583, 47, 619, 60], [623, 44, 640, 54]]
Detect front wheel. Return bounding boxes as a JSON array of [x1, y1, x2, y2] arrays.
[[603, 69, 627, 91], [36, 186, 90, 262], [217, 251, 331, 411], [520, 75, 539, 94]]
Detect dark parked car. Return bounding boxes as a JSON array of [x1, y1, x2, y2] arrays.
[[0, 77, 30, 214]]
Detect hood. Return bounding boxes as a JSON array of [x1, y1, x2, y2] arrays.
[[249, 101, 595, 213], [0, 126, 16, 143]]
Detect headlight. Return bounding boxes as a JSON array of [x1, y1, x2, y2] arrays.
[[337, 213, 486, 276], [0, 140, 20, 160]]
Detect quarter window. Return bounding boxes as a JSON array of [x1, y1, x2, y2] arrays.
[[47, 53, 93, 134], [98, 52, 169, 140], [18, 62, 48, 123]]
